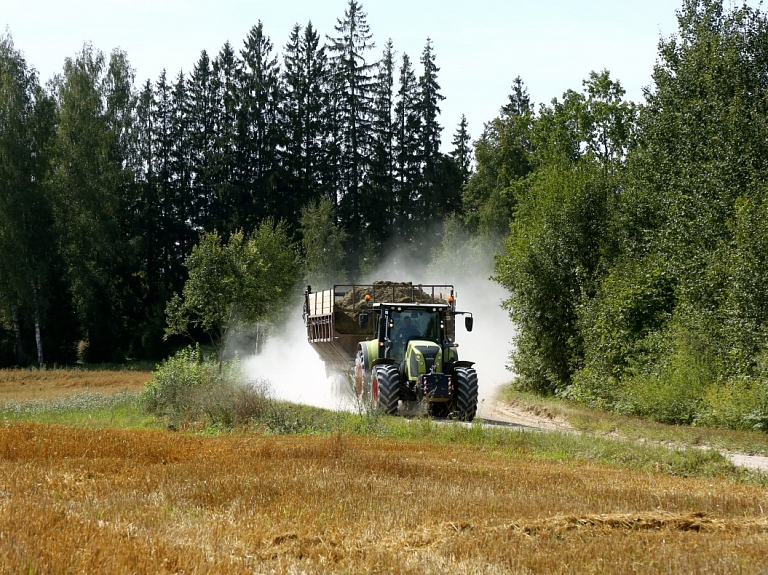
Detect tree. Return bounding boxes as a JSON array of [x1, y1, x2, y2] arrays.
[[363, 38, 396, 253], [165, 220, 299, 364], [392, 53, 420, 245], [327, 0, 376, 258], [463, 76, 534, 236], [238, 22, 285, 228], [283, 22, 329, 219], [0, 33, 56, 366], [416, 38, 445, 220], [299, 197, 347, 287], [450, 114, 473, 186], [493, 72, 634, 393], [49, 44, 133, 362]]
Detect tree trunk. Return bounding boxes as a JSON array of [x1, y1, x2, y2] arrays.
[[11, 302, 23, 365], [31, 281, 44, 367]]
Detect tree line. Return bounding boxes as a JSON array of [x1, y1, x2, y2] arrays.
[[0, 0, 470, 366], [458, 0, 768, 430]]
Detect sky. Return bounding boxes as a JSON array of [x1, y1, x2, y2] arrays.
[[0, 1, 750, 147]]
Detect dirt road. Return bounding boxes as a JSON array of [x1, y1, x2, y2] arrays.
[[478, 397, 768, 473]]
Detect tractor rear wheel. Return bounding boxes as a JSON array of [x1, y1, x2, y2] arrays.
[[355, 350, 366, 401], [454, 367, 478, 421], [373, 365, 400, 415]]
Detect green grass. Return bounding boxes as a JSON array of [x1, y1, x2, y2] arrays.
[[0, 392, 159, 428]]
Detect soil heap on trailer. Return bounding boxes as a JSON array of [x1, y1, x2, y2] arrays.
[[303, 281, 478, 420]]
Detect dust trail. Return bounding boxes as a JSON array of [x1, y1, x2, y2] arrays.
[[450, 277, 517, 416], [242, 302, 355, 410], [243, 238, 517, 412]]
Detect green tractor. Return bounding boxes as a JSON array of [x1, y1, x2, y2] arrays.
[[355, 301, 477, 420], [304, 283, 478, 420]]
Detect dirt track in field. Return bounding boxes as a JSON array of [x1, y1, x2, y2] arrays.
[[477, 391, 768, 474]]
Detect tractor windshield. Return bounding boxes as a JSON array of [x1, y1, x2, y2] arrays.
[[389, 309, 442, 361]]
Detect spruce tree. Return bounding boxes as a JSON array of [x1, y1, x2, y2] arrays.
[[187, 50, 218, 232], [450, 114, 473, 185], [326, 0, 376, 260], [417, 38, 445, 222], [238, 22, 284, 229], [393, 53, 420, 244], [283, 22, 329, 222], [364, 38, 396, 252]]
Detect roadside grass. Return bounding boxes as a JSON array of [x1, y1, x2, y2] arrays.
[[500, 386, 768, 457], [2, 422, 768, 574]]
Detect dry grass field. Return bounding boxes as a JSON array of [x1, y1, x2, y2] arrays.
[[2, 421, 768, 574], [0, 369, 149, 402]]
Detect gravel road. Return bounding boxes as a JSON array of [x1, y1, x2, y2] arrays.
[[477, 398, 768, 473]]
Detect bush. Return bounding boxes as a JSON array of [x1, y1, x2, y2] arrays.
[[142, 346, 272, 428], [697, 377, 768, 431]]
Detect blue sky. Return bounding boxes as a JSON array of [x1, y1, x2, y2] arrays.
[[2, 1, 749, 146]]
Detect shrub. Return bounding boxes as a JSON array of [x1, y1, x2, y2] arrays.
[[142, 346, 273, 428]]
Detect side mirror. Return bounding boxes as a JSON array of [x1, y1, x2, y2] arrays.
[[465, 316, 474, 332], [359, 313, 369, 329]]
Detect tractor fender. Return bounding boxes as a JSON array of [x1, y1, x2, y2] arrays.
[[358, 340, 380, 371], [453, 360, 476, 368]]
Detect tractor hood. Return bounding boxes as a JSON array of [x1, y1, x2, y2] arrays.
[[406, 340, 442, 380]]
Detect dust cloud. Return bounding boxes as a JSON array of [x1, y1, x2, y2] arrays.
[[242, 239, 516, 413]]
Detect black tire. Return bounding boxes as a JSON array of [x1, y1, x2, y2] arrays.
[[373, 364, 400, 415], [355, 350, 367, 401], [454, 367, 478, 421]]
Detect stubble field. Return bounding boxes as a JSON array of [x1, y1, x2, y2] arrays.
[[2, 419, 768, 574], [2, 369, 768, 573]]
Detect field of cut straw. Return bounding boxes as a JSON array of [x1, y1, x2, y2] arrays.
[[0, 369, 148, 402], [2, 421, 767, 574]]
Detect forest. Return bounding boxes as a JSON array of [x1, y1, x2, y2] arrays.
[[3, 0, 768, 429]]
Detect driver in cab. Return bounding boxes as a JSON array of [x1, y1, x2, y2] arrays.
[[396, 315, 421, 342]]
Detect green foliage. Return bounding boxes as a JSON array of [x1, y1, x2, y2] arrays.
[[462, 79, 533, 236], [142, 346, 272, 428], [165, 220, 299, 360], [495, 159, 617, 394], [299, 197, 347, 287]]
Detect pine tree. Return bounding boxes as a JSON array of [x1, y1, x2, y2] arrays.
[[238, 22, 284, 229], [417, 38, 445, 222], [187, 50, 218, 232], [393, 53, 420, 244], [364, 38, 396, 252], [211, 42, 241, 235], [326, 0, 376, 258], [450, 114, 473, 185], [283, 22, 329, 222]]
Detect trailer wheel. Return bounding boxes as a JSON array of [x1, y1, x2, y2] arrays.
[[373, 365, 400, 415], [454, 367, 478, 421]]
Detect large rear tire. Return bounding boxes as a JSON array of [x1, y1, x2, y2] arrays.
[[373, 365, 400, 415], [355, 350, 366, 401], [454, 367, 478, 421]]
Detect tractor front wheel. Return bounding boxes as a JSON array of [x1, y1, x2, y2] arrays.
[[453, 367, 478, 421], [373, 365, 400, 415]]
